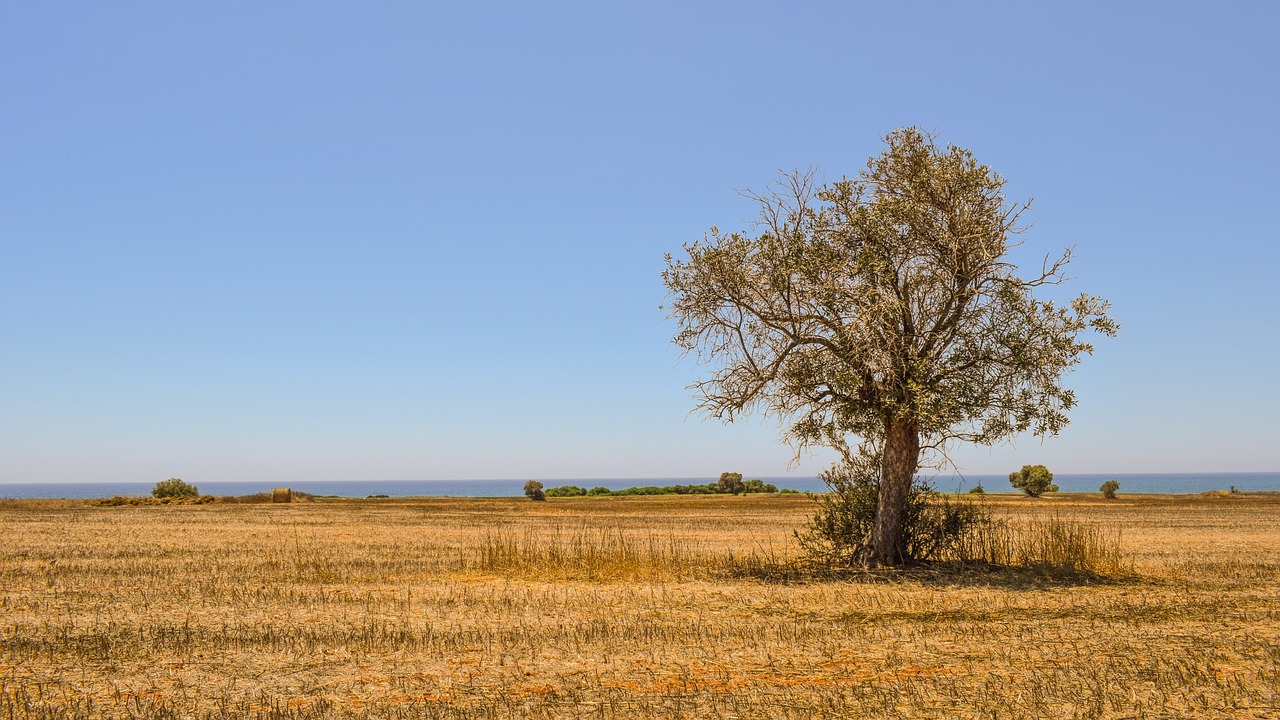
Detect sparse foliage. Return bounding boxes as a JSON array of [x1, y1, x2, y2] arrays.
[[1100, 479, 1120, 499], [151, 477, 199, 499], [664, 127, 1115, 565], [1010, 464, 1059, 497], [523, 480, 546, 502]]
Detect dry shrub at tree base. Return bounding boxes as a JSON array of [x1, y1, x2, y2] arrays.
[[797, 456, 1124, 574], [1, 493, 1278, 719]]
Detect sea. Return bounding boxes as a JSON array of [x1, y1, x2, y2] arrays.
[[1, 473, 1277, 499]]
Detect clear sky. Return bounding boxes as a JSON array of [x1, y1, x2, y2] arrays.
[[2, 2, 1277, 484]]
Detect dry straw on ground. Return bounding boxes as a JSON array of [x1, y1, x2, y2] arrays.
[[1, 492, 1277, 718]]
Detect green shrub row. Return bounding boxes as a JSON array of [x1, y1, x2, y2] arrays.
[[544, 479, 779, 498]]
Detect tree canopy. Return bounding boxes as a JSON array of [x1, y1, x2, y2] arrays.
[[1009, 464, 1059, 497], [664, 128, 1116, 565]]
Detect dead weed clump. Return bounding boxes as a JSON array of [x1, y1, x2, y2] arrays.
[[957, 513, 1132, 576]]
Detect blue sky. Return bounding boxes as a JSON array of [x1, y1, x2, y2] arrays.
[[2, 2, 1277, 484]]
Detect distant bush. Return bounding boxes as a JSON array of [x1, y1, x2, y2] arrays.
[[743, 478, 778, 493], [671, 483, 718, 495], [523, 480, 546, 502], [778, 488, 800, 495], [612, 486, 668, 496], [1100, 480, 1120, 499], [968, 483, 986, 495], [587, 486, 612, 496], [545, 485, 587, 497], [152, 477, 199, 499], [1009, 465, 1058, 497]]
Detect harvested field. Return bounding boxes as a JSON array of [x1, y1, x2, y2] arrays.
[[1, 493, 1277, 718]]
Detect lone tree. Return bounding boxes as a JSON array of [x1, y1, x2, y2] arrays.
[[1009, 464, 1059, 497], [718, 471, 745, 495], [664, 128, 1115, 566], [523, 480, 546, 502]]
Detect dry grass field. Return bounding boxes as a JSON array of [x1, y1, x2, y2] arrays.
[[1, 492, 1277, 719]]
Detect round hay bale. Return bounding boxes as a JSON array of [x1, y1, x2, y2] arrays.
[[272, 487, 293, 503]]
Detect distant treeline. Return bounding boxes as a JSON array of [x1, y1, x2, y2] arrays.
[[545, 480, 794, 497]]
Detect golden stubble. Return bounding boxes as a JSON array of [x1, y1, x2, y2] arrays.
[[1, 493, 1277, 718]]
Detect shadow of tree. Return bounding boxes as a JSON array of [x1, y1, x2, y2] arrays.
[[729, 559, 1143, 590]]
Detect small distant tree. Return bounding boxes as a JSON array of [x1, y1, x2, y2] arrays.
[[968, 483, 986, 495], [1009, 465, 1058, 497], [152, 477, 199, 499], [718, 472, 745, 495], [523, 480, 546, 501], [1100, 479, 1120, 499]]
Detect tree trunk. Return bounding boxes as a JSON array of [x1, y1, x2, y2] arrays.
[[871, 418, 920, 566]]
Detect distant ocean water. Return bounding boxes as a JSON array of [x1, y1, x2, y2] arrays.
[[1, 473, 1277, 499]]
